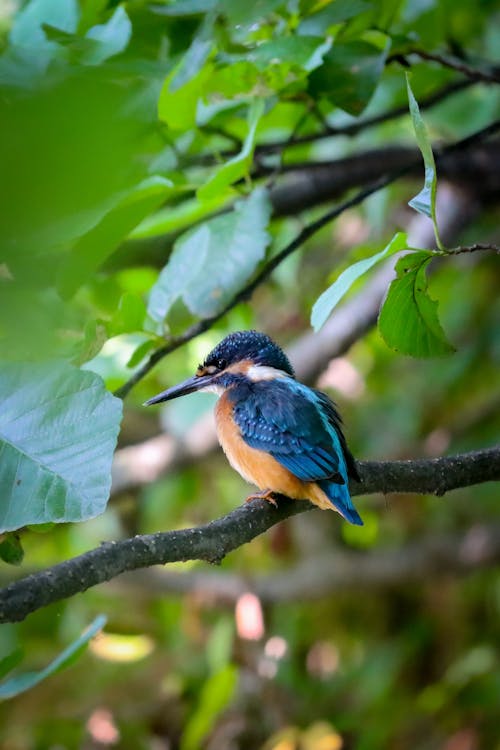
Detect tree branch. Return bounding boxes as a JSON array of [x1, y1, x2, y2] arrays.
[[268, 140, 500, 215], [110, 523, 500, 604], [243, 78, 478, 158], [1, 447, 499, 624], [396, 50, 500, 85], [447, 243, 500, 255]]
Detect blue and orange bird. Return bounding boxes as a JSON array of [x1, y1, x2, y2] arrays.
[[145, 331, 363, 525]]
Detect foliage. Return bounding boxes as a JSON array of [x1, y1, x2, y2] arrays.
[[0, 0, 499, 747], [0, 615, 106, 700], [378, 251, 455, 356], [0, 362, 122, 534]]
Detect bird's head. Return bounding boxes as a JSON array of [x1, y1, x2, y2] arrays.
[[145, 330, 294, 406]]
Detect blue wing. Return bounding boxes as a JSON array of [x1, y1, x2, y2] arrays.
[[232, 379, 346, 484], [231, 378, 363, 525]]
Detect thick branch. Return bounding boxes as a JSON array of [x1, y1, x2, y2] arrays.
[[1, 447, 499, 624], [113, 524, 500, 604], [269, 140, 500, 215]]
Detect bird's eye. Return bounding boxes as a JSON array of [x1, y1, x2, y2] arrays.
[[216, 358, 227, 370]]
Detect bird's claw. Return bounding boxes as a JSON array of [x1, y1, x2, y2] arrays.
[[245, 489, 279, 507]]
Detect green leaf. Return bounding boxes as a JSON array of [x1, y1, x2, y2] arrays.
[[311, 232, 408, 331], [169, 13, 214, 92], [0, 363, 122, 532], [72, 320, 108, 367], [108, 293, 148, 336], [58, 176, 173, 298], [150, 0, 217, 16], [9, 0, 79, 68], [148, 223, 211, 325], [42, 6, 132, 66], [299, 0, 371, 34], [180, 664, 238, 750], [248, 35, 331, 73], [204, 60, 260, 100], [126, 339, 157, 369], [218, 0, 285, 26], [83, 6, 132, 65], [147, 187, 271, 324], [0, 533, 24, 566], [0, 649, 24, 681], [309, 40, 387, 115], [0, 615, 106, 700], [378, 251, 455, 357], [406, 73, 443, 249], [197, 98, 264, 201], [0, 67, 161, 259], [130, 191, 232, 240], [158, 61, 213, 130]]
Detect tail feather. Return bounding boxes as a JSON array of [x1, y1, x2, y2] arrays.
[[319, 479, 363, 526]]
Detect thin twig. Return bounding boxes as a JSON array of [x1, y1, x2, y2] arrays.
[[446, 243, 500, 255], [397, 49, 500, 85], [246, 78, 476, 157], [1, 446, 499, 623], [186, 78, 475, 167]]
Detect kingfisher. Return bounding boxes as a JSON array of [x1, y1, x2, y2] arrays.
[[145, 330, 363, 525]]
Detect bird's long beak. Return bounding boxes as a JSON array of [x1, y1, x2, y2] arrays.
[[144, 373, 216, 406]]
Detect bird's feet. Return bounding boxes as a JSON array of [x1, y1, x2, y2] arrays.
[[245, 488, 279, 507]]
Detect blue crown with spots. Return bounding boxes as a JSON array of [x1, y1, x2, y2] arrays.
[[203, 331, 295, 376]]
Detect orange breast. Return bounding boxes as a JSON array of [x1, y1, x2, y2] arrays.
[[214, 392, 332, 509]]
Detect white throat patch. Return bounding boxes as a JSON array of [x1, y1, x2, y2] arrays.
[[246, 365, 290, 382]]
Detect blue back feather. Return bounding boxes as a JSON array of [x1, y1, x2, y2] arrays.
[[229, 378, 362, 525]]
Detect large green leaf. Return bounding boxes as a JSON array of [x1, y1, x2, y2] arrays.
[[57, 176, 173, 298], [309, 40, 387, 115], [0, 615, 106, 700], [378, 252, 455, 357], [83, 6, 132, 65], [0, 67, 162, 259], [0, 363, 122, 532], [311, 232, 408, 331], [9, 0, 79, 70], [197, 99, 264, 201], [148, 187, 271, 323], [406, 73, 444, 249]]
